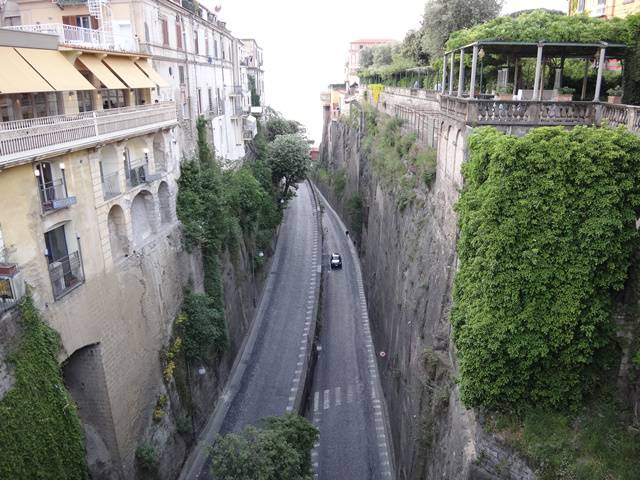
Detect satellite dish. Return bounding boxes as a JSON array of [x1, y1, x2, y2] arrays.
[[214, 5, 222, 12]]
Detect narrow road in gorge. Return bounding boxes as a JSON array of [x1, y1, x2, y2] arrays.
[[308, 185, 394, 480], [180, 182, 321, 480]]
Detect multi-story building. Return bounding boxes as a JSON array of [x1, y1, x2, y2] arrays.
[[570, 0, 640, 18], [0, 1, 264, 475], [1, 0, 258, 166], [240, 38, 265, 110], [346, 38, 394, 86], [0, 26, 184, 477]]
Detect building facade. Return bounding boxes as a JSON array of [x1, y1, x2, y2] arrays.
[[570, 0, 640, 18], [346, 38, 394, 86], [0, 2, 264, 476], [240, 38, 265, 110], [1, 0, 258, 166]]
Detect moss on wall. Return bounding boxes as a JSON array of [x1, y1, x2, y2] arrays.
[[0, 297, 87, 479]]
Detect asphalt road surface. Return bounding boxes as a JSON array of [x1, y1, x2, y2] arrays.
[[308, 187, 394, 480], [192, 182, 320, 479]]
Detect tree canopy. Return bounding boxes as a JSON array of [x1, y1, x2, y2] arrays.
[[446, 9, 631, 50], [422, 0, 503, 56], [266, 133, 309, 198], [211, 414, 318, 480]]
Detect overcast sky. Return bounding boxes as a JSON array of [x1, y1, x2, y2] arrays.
[[209, 0, 568, 145]]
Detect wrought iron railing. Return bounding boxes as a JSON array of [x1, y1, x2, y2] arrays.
[[39, 177, 76, 212], [48, 250, 84, 300], [102, 171, 121, 200], [127, 160, 148, 188]]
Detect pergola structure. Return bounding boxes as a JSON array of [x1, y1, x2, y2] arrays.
[[441, 40, 627, 101]]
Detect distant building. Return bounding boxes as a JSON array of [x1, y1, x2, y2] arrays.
[[569, 0, 640, 18], [310, 147, 319, 161], [241, 38, 265, 111], [346, 38, 394, 85]]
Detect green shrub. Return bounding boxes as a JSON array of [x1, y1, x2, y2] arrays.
[[452, 126, 640, 411], [211, 413, 318, 480], [136, 443, 158, 471], [0, 297, 87, 479], [180, 291, 228, 360], [332, 168, 347, 199], [346, 193, 364, 236], [176, 416, 192, 434]]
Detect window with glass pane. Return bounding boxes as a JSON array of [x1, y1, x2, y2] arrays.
[[77, 91, 93, 112]]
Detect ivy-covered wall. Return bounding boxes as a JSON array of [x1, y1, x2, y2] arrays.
[[452, 125, 640, 412], [0, 297, 87, 479]]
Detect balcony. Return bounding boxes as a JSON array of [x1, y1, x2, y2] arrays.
[[243, 129, 254, 141], [48, 250, 84, 300], [0, 263, 25, 314], [0, 102, 177, 169], [438, 94, 640, 134], [127, 160, 148, 188], [39, 177, 77, 213], [102, 171, 121, 200], [52, 0, 88, 5], [4, 24, 139, 53]]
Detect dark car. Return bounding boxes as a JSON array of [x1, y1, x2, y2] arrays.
[[330, 253, 342, 269]]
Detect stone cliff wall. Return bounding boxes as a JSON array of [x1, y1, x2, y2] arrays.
[[316, 115, 534, 480]]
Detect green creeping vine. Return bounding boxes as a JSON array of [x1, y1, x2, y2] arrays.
[[0, 296, 87, 479], [452, 126, 640, 412], [176, 116, 283, 360]]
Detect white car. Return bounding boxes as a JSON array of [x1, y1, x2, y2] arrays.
[[330, 253, 342, 269]]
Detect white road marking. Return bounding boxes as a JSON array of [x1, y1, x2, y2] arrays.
[[314, 391, 319, 412], [323, 389, 330, 410], [335, 387, 342, 406], [347, 384, 354, 403]]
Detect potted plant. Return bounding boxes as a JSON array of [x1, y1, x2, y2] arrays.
[[556, 86, 575, 101], [495, 84, 513, 101], [607, 86, 623, 104]]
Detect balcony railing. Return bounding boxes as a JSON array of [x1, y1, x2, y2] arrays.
[[48, 250, 84, 300], [0, 263, 24, 313], [127, 160, 148, 188], [5, 24, 138, 53], [243, 129, 254, 141], [39, 177, 77, 212], [102, 171, 121, 200], [0, 102, 177, 168]]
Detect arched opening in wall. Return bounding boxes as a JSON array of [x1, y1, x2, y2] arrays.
[[153, 132, 167, 172], [62, 343, 122, 479], [125, 137, 149, 188], [99, 145, 121, 200], [131, 190, 155, 246], [158, 181, 171, 224], [107, 204, 128, 260]]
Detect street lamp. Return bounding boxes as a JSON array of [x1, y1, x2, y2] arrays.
[[479, 48, 485, 95]]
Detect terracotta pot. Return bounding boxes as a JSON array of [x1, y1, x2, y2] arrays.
[[608, 95, 622, 104], [495, 93, 514, 101], [555, 94, 573, 101]]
